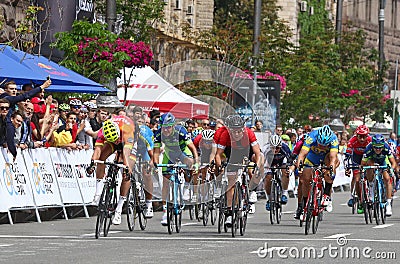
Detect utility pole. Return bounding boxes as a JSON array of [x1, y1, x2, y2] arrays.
[[335, 0, 343, 44], [378, 0, 386, 76], [252, 0, 262, 124]]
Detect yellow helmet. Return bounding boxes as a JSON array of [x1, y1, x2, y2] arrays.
[[102, 120, 120, 142]]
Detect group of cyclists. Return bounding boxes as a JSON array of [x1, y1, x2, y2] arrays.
[[86, 104, 399, 231]]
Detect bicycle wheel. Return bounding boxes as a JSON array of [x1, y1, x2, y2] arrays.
[[305, 183, 315, 235], [231, 183, 240, 238], [380, 185, 387, 224], [167, 182, 175, 234], [126, 184, 137, 231], [240, 183, 249, 236], [103, 186, 116, 237], [269, 179, 276, 225], [210, 181, 217, 226], [176, 180, 183, 233], [374, 180, 381, 225], [95, 185, 107, 239], [275, 181, 282, 224], [361, 181, 369, 225], [217, 194, 224, 233], [312, 189, 323, 234], [202, 182, 210, 226]]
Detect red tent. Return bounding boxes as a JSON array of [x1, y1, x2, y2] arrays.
[[117, 66, 209, 119]]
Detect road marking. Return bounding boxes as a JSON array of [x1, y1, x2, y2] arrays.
[[0, 244, 13, 247], [81, 230, 122, 237], [324, 233, 352, 239], [372, 224, 393, 229], [1, 235, 399, 243], [282, 211, 294, 214], [340, 203, 347, 206], [181, 223, 199, 226]]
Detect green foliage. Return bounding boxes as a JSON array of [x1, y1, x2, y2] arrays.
[[95, 0, 165, 42]]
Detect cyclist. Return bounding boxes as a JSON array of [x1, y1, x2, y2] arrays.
[[263, 135, 293, 211], [345, 125, 372, 213], [87, 114, 137, 225], [295, 125, 339, 213], [193, 129, 215, 217], [153, 113, 199, 226], [361, 134, 398, 216], [215, 115, 264, 225]]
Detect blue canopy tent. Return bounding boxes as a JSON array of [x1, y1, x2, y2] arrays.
[[0, 45, 109, 93]]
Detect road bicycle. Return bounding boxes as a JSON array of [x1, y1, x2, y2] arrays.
[[300, 162, 332, 235], [157, 162, 188, 234], [363, 165, 389, 225], [126, 154, 147, 231], [217, 163, 229, 234], [346, 164, 373, 224], [94, 158, 127, 239], [228, 158, 256, 237], [267, 165, 286, 225]]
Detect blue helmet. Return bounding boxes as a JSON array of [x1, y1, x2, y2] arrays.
[[371, 134, 385, 147], [316, 125, 334, 146], [159, 113, 175, 126]]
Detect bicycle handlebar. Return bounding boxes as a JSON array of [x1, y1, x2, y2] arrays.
[[156, 163, 188, 169], [93, 160, 128, 169]]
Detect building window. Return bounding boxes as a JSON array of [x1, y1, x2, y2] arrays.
[[354, 0, 359, 18], [175, 0, 180, 9], [365, 0, 371, 21], [392, 0, 398, 28]]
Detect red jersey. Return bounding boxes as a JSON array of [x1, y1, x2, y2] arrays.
[[217, 127, 258, 149], [213, 126, 227, 146], [346, 135, 372, 156]]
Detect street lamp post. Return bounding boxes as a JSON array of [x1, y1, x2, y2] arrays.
[[251, 0, 262, 124], [378, 0, 386, 76]]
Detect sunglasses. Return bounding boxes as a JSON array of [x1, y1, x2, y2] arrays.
[[357, 135, 367, 139], [72, 105, 81, 109], [0, 106, 10, 110], [162, 125, 173, 130], [373, 146, 384, 150], [203, 123, 210, 126]]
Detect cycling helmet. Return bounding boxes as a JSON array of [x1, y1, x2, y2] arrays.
[[69, 99, 82, 106], [270, 134, 282, 147], [159, 113, 175, 126], [225, 115, 245, 129], [316, 125, 334, 146], [371, 134, 385, 147], [209, 121, 216, 128], [355, 124, 369, 135], [102, 120, 120, 143], [83, 101, 97, 110], [185, 119, 195, 127], [59, 103, 70, 112], [202, 129, 215, 141]]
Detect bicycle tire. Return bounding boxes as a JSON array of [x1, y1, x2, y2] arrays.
[[202, 182, 210, 226], [126, 184, 137, 231], [312, 188, 323, 234], [217, 195, 224, 233], [95, 185, 107, 239], [167, 182, 174, 234], [380, 184, 387, 224], [138, 202, 147, 231], [269, 179, 276, 225], [276, 181, 282, 224], [103, 186, 115, 237], [210, 181, 217, 226], [175, 182, 183, 233], [305, 183, 315, 235], [361, 181, 369, 225], [240, 182, 249, 236], [231, 182, 240, 238]]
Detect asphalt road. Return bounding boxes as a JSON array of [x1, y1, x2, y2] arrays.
[[0, 192, 399, 264]]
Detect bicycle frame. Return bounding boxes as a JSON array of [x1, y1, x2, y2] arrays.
[[268, 166, 286, 225]]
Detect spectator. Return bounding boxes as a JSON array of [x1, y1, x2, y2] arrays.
[[58, 103, 70, 127], [149, 109, 160, 120], [388, 132, 397, 147], [21, 83, 34, 93], [6, 111, 24, 160], [254, 120, 263, 132], [69, 98, 82, 119], [75, 106, 91, 149], [0, 98, 10, 146], [18, 102, 43, 149], [275, 124, 283, 136], [149, 118, 158, 132], [86, 107, 109, 146]]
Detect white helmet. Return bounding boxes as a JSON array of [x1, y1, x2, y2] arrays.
[[270, 134, 282, 147], [201, 129, 215, 141]]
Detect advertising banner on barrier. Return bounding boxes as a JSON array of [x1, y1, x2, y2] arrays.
[[23, 148, 63, 206], [49, 148, 83, 204], [64, 149, 95, 203], [0, 148, 35, 211]]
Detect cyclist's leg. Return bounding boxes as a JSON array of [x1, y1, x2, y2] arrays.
[[322, 155, 339, 212], [225, 171, 236, 225], [280, 168, 289, 204], [94, 143, 114, 202], [264, 172, 272, 210]]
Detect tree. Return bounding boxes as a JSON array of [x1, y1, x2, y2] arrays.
[[52, 21, 153, 85], [95, 0, 165, 42]]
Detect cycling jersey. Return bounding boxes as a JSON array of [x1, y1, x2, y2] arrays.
[[137, 124, 154, 161], [217, 127, 258, 163], [95, 115, 135, 148], [263, 142, 292, 168], [193, 133, 213, 164], [292, 134, 308, 156], [154, 125, 193, 164], [346, 135, 372, 164], [362, 142, 393, 166], [212, 126, 227, 147], [302, 129, 339, 166]]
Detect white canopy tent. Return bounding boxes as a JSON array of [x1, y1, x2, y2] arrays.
[[117, 66, 209, 119]]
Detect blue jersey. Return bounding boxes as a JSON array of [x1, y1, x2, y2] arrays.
[[362, 142, 393, 165], [302, 129, 339, 165], [271, 142, 292, 167], [137, 125, 154, 161]]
